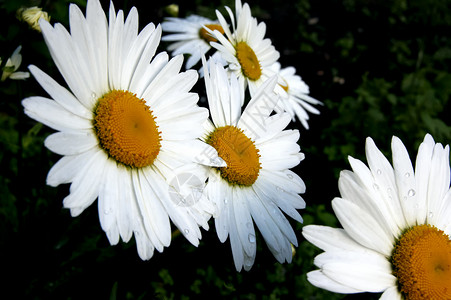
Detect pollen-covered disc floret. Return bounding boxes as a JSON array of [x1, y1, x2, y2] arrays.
[[94, 90, 161, 168], [235, 41, 262, 81], [391, 224, 451, 300], [199, 24, 224, 43], [207, 125, 260, 186]]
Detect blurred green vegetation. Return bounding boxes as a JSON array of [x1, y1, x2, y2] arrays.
[[0, 0, 449, 299]]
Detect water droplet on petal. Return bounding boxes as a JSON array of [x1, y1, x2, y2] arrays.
[[211, 157, 223, 166], [276, 186, 285, 193], [387, 188, 393, 200], [407, 189, 416, 197], [91, 92, 97, 99], [248, 233, 256, 243], [373, 183, 379, 191], [404, 172, 410, 178], [224, 198, 228, 204], [428, 212, 433, 219], [286, 173, 293, 179], [377, 169, 382, 175], [184, 229, 190, 234], [246, 222, 253, 229]]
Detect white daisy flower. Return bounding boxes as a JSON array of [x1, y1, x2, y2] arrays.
[[162, 15, 225, 69], [202, 58, 306, 271], [22, 0, 223, 260], [1, 45, 30, 81], [302, 134, 451, 299], [209, 0, 280, 102], [271, 62, 322, 130]]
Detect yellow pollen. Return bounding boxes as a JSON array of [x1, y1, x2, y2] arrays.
[[93, 90, 161, 168], [391, 224, 451, 300], [207, 125, 260, 186], [199, 24, 224, 43], [235, 41, 262, 81]]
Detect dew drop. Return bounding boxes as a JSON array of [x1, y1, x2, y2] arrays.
[[91, 92, 97, 99], [248, 233, 256, 243], [404, 172, 410, 178], [376, 169, 382, 175], [184, 229, 190, 234], [428, 212, 434, 219], [211, 157, 223, 166], [373, 183, 379, 191], [287, 173, 293, 180], [407, 189, 416, 197], [276, 186, 285, 193], [224, 198, 228, 204], [246, 222, 253, 229]]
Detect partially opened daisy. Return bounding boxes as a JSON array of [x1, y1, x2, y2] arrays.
[[22, 0, 222, 260], [17, 6, 51, 32], [302, 134, 451, 299], [162, 15, 225, 69], [1, 45, 30, 81], [209, 0, 280, 101], [271, 62, 322, 130], [202, 58, 306, 271]]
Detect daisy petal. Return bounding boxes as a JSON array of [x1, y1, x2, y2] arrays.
[[332, 198, 393, 256], [317, 251, 396, 292], [365, 137, 406, 232], [380, 286, 403, 300], [302, 225, 369, 253], [22, 97, 92, 132], [44, 130, 98, 156], [427, 143, 450, 224], [62, 149, 107, 216], [391, 136, 418, 226], [307, 270, 364, 294]]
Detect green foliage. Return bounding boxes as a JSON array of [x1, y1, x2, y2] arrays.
[[0, 0, 449, 299]]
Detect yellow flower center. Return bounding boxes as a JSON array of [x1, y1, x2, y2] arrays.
[[93, 90, 161, 168], [207, 125, 260, 186], [391, 224, 451, 300], [235, 41, 262, 81], [199, 24, 224, 43]]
